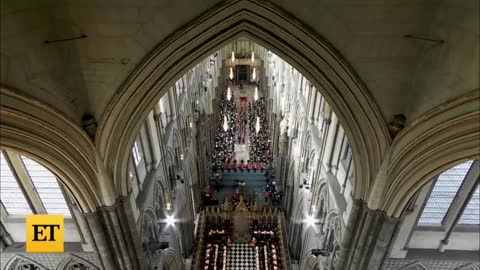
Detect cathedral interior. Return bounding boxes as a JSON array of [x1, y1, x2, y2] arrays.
[[0, 1, 479, 270]]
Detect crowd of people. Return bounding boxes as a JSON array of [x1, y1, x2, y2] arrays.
[[212, 91, 237, 165], [199, 215, 233, 270], [248, 98, 272, 165], [197, 211, 285, 270], [250, 217, 284, 270]]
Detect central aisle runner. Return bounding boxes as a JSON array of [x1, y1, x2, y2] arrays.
[[227, 243, 256, 270]]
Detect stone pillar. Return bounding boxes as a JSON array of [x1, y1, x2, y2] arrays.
[[83, 195, 145, 270], [288, 221, 304, 260], [334, 200, 399, 270], [0, 221, 14, 251]]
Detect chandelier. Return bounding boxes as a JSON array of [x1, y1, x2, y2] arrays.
[[254, 87, 258, 101], [252, 67, 256, 80], [227, 87, 232, 101], [251, 51, 255, 63], [231, 51, 235, 63], [223, 116, 229, 132], [229, 67, 234, 80], [255, 116, 261, 134]]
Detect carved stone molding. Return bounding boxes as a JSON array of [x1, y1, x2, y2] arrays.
[[5, 255, 48, 270], [0, 85, 100, 212], [56, 254, 99, 270], [335, 199, 400, 270], [398, 261, 429, 270], [94, 0, 390, 204], [379, 90, 480, 217], [82, 195, 145, 269]]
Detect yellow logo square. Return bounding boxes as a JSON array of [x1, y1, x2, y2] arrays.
[[26, 214, 64, 252]]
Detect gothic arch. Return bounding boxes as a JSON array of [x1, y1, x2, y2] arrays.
[[95, 0, 390, 202], [455, 264, 480, 270], [4, 255, 48, 270], [140, 207, 158, 266], [380, 90, 480, 217], [300, 251, 320, 270], [56, 254, 100, 270], [165, 147, 176, 168], [0, 86, 101, 212], [161, 248, 184, 270], [326, 210, 342, 242], [398, 262, 429, 270]]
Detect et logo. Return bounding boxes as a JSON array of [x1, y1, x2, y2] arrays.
[[26, 215, 64, 252]]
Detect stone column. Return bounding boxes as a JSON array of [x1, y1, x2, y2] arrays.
[[288, 220, 304, 260], [83, 195, 145, 270], [0, 221, 14, 251], [334, 200, 399, 270]]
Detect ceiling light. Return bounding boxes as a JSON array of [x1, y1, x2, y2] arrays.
[[229, 67, 234, 80], [166, 215, 175, 226], [252, 67, 256, 80], [254, 87, 258, 101], [231, 51, 235, 63], [251, 51, 255, 63], [305, 215, 316, 226], [255, 117, 260, 134]]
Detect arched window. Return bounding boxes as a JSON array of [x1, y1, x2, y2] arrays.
[[0, 152, 32, 215], [20, 156, 71, 217], [133, 139, 142, 166], [458, 184, 479, 225], [0, 150, 72, 217], [418, 160, 476, 225]]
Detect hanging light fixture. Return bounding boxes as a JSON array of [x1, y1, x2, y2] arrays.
[[255, 116, 261, 134], [254, 87, 258, 101], [223, 116, 229, 132], [251, 51, 255, 63], [252, 67, 256, 80], [231, 51, 235, 63], [229, 67, 234, 80], [227, 87, 232, 101]]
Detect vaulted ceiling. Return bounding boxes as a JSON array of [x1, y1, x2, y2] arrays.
[[1, 0, 478, 125]]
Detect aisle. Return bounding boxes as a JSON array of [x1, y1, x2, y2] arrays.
[[213, 170, 267, 203], [226, 243, 256, 270], [234, 143, 250, 161]]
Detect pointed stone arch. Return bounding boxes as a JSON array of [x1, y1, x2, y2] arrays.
[[398, 261, 430, 270], [381, 90, 480, 217], [56, 254, 99, 270], [455, 263, 480, 270], [300, 251, 320, 270], [161, 248, 184, 270], [0, 86, 101, 212], [4, 255, 48, 270], [95, 0, 390, 202]]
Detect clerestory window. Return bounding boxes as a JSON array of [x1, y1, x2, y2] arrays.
[[418, 160, 474, 225]]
